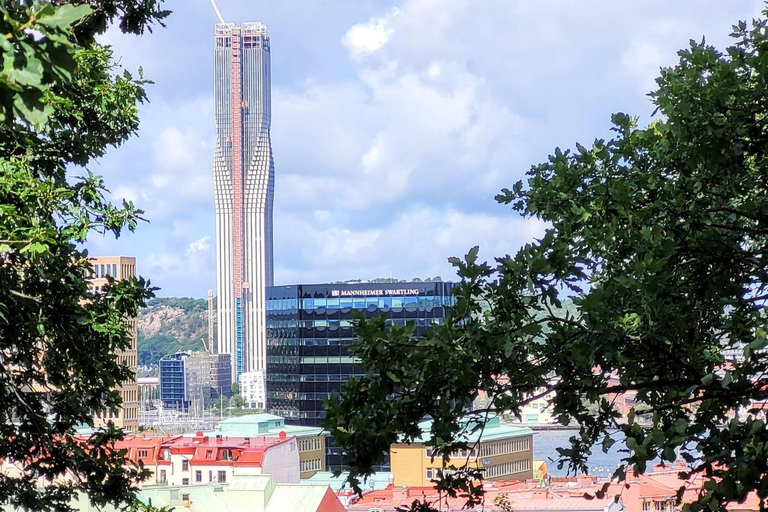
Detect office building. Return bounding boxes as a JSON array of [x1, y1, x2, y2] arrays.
[[211, 353, 233, 398], [88, 256, 138, 431], [159, 351, 211, 414], [266, 281, 456, 470], [213, 21, 275, 382], [389, 415, 534, 487]]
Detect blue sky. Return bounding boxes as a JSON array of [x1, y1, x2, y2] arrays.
[[87, 0, 765, 298]]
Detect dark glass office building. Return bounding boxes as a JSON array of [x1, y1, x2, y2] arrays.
[[266, 281, 455, 470]]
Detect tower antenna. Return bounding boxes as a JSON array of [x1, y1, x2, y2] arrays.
[[209, 0, 226, 24]]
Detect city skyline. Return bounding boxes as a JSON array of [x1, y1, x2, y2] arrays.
[[213, 21, 275, 380], [87, 0, 764, 298]]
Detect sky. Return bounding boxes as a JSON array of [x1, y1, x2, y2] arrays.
[[87, 0, 766, 298]]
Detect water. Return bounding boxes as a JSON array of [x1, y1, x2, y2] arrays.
[[533, 429, 630, 477]]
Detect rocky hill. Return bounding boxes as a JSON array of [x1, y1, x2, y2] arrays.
[[137, 297, 212, 365]]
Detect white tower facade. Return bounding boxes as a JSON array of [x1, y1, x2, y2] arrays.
[[213, 22, 274, 382]]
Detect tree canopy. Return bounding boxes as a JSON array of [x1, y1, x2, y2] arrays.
[[0, 1, 167, 511], [326, 9, 768, 512]]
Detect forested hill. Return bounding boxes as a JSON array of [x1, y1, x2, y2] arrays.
[[137, 297, 211, 365]]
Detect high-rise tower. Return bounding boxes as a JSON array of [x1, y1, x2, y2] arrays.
[[213, 22, 275, 382]]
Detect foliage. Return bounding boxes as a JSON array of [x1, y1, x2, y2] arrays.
[[326, 9, 768, 512], [137, 297, 210, 365], [0, 1, 167, 511]]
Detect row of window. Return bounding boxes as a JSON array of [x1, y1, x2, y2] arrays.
[[156, 469, 227, 485], [478, 437, 531, 458], [484, 458, 531, 478], [267, 373, 365, 383], [299, 438, 322, 452], [267, 318, 444, 331], [642, 500, 676, 512], [300, 458, 323, 472], [268, 296, 453, 311], [424, 437, 531, 460], [90, 263, 118, 279]]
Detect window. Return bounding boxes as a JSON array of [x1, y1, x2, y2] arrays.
[[182, 460, 189, 471], [138, 450, 148, 458], [195, 470, 202, 483], [182, 478, 189, 485], [206, 450, 213, 458], [209, 471, 213, 482], [426, 468, 434, 480], [158, 470, 166, 483], [218, 470, 227, 483]]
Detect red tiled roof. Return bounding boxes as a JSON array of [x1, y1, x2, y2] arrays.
[[347, 466, 761, 512]]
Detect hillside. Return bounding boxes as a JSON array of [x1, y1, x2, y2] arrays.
[[137, 297, 212, 365]]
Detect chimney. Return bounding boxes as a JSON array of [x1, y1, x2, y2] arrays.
[[216, 435, 222, 444], [532, 488, 549, 500], [392, 486, 409, 502], [577, 476, 595, 486]]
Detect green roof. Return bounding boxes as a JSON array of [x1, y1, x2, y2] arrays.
[[136, 472, 337, 512], [209, 413, 325, 438], [407, 415, 533, 444], [218, 413, 285, 424], [307, 471, 393, 491]]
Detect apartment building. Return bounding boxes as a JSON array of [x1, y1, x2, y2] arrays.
[[88, 256, 138, 431]]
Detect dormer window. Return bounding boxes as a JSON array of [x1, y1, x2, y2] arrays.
[[138, 450, 148, 458]]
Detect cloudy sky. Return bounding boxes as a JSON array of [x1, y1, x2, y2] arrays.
[[88, 0, 765, 298]]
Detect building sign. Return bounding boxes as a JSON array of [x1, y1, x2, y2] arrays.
[[330, 288, 421, 297]]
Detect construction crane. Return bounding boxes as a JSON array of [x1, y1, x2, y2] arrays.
[[209, 0, 226, 24]]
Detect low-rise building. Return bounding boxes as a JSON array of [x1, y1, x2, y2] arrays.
[[27, 471, 346, 512], [107, 431, 300, 487], [346, 464, 756, 512], [240, 370, 266, 409], [136, 470, 346, 512], [389, 415, 534, 487], [212, 414, 327, 479]]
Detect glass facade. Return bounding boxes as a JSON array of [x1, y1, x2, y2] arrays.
[[159, 354, 186, 411], [266, 281, 455, 470]]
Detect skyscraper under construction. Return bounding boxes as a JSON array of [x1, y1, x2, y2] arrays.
[[213, 22, 274, 382]]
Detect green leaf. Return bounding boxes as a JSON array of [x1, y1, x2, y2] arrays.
[[36, 4, 92, 31]]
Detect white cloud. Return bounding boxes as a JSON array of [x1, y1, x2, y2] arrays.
[[274, 207, 547, 285], [90, 0, 768, 297], [342, 9, 399, 58], [187, 236, 211, 255]]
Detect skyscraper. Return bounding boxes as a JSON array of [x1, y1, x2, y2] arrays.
[[213, 22, 275, 382]]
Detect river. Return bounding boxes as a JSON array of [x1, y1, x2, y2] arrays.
[[533, 429, 633, 477]]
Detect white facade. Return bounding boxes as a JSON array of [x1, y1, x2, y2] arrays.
[[240, 370, 266, 409], [213, 22, 274, 382], [160, 438, 299, 487]]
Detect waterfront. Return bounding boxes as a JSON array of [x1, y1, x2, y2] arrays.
[[534, 429, 629, 477]]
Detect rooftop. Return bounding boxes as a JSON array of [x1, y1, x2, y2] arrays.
[[404, 415, 533, 445], [307, 471, 394, 492], [345, 465, 755, 512]]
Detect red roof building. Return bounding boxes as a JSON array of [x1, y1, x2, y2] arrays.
[[110, 431, 300, 487], [345, 464, 761, 512]]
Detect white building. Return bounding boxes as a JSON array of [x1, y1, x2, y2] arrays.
[[213, 22, 275, 382], [239, 370, 266, 409]]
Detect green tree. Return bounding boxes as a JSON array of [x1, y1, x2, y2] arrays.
[[326, 9, 768, 512], [0, 1, 168, 511]]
